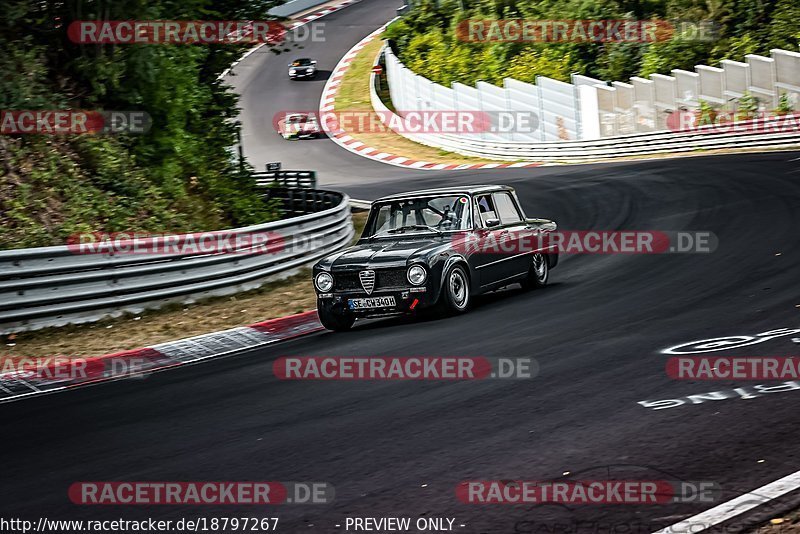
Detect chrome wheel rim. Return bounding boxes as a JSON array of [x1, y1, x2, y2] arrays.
[[449, 269, 468, 309], [532, 253, 547, 282]]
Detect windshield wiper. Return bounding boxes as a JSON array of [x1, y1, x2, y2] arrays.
[[371, 224, 442, 238]]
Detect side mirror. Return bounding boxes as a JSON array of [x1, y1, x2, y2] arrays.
[[312, 60, 317, 64], [288, 63, 293, 67], [485, 218, 501, 228]]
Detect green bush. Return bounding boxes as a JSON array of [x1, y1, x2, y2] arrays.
[[776, 92, 794, 115], [694, 100, 718, 126], [0, 0, 283, 250], [737, 91, 760, 120], [390, 0, 800, 87]]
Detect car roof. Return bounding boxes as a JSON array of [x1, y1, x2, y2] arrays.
[[375, 185, 512, 202]]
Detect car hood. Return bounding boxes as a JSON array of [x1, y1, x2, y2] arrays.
[[319, 236, 450, 270]]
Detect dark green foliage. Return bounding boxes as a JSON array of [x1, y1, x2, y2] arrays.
[[0, 0, 282, 249], [390, 0, 799, 86]]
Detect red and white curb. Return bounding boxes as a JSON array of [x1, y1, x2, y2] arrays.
[[319, 24, 542, 171], [289, 0, 360, 25], [219, 0, 361, 79], [0, 311, 323, 403]]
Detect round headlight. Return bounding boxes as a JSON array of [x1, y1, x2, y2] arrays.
[[407, 265, 427, 285], [315, 272, 334, 292]]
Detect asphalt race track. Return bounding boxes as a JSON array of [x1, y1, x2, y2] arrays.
[[2, 0, 800, 532], [230, 0, 445, 186]]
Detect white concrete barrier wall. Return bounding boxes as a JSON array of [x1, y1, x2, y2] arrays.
[[773, 49, 800, 108], [746, 54, 777, 108], [384, 46, 800, 142], [371, 55, 800, 162]]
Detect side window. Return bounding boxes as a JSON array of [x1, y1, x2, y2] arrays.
[[475, 195, 497, 226], [493, 192, 522, 224]]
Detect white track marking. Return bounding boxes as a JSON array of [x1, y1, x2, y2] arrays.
[[654, 470, 800, 533], [16, 378, 40, 392]]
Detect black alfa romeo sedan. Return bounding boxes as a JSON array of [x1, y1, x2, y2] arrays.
[[312, 185, 558, 331]]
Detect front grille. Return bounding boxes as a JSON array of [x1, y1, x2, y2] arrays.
[[334, 269, 407, 291], [377, 269, 406, 288], [334, 272, 361, 291]]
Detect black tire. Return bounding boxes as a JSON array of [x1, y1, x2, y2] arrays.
[[318, 307, 355, 331], [438, 264, 471, 315], [520, 252, 549, 290]]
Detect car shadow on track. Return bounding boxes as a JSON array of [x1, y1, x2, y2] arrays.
[[285, 132, 331, 140], [349, 281, 568, 332], [291, 69, 332, 82]]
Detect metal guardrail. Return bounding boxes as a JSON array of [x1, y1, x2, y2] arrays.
[[255, 170, 317, 189], [394, 126, 800, 161], [372, 44, 800, 161], [0, 186, 354, 334]]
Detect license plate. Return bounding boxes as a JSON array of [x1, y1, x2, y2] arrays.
[[348, 296, 396, 310]]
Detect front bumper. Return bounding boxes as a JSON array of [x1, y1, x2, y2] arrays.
[[289, 70, 315, 78], [282, 130, 318, 139], [316, 287, 434, 317]]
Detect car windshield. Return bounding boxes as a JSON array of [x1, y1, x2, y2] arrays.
[[286, 114, 307, 123], [292, 59, 313, 66], [364, 195, 472, 237]]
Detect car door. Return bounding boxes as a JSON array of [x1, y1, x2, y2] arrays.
[[491, 191, 531, 278], [472, 193, 515, 287]]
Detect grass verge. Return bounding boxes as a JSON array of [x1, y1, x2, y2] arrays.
[[332, 37, 513, 166], [1, 211, 368, 359], [751, 507, 800, 534]]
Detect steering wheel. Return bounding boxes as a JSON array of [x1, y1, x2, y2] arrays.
[[437, 207, 458, 229]]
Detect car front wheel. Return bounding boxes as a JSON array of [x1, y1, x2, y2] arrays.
[[318, 307, 355, 331], [521, 253, 548, 290], [438, 264, 470, 314]]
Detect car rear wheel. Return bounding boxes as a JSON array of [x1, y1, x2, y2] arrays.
[[438, 264, 470, 314], [318, 307, 355, 332], [521, 253, 548, 290]]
